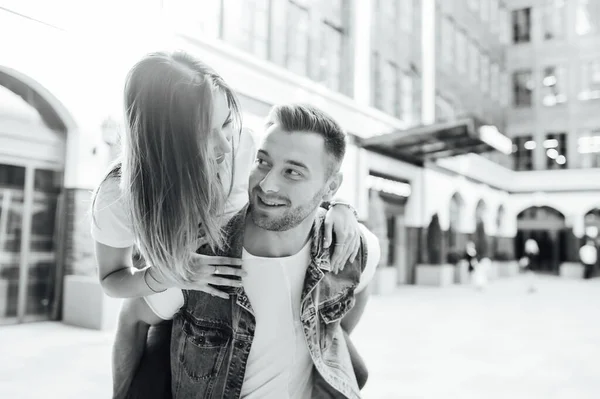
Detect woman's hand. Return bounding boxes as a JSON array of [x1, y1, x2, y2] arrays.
[[147, 254, 246, 299], [324, 204, 361, 273]]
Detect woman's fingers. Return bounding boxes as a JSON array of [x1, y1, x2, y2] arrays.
[[211, 265, 247, 278], [191, 254, 243, 267], [201, 286, 230, 300], [207, 276, 244, 287]]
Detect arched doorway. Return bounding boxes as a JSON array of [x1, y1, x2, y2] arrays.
[[516, 206, 567, 273], [448, 193, 464, 251], [474, 200, 488, 258], [0, 69, 67, 324]]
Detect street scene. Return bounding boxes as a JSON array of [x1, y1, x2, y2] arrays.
[[1, 276, 599, 399], [2, 0, 600, 398]]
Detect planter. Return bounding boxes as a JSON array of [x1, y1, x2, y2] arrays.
[[62, 275, 122, 330], [494, 261, 519, 278], [559, 262, 585, 279], [373, 267, 398, 295], [454, 260, 469, 284], [415, 264, 454, 287], [0, 278, 8, 317]]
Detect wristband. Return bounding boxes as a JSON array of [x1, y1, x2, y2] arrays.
[[144, 268, 167, 294]]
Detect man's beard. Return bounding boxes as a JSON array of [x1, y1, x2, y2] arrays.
[[250, 187, 326, 232]]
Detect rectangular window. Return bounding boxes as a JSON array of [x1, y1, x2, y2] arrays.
[[542, 0, 566, 40], [490, 0, 499, 31], [513, 136, 535, 171], [512, 8, 532, 43], [480, 0, 490, 22], [513, 70, 533, 107], [545, 133, 568, 169], [576, 0, 600, 36], [490, 63, 500, 100], [402, 72, 414, 125], [441, 18, 455, 66], [285, 1, 310, 76], [499, 7, 509, 44], [400, 0, 413, 33], [481, 53, 490, 93], [541, 66, 567, 106], [578, 128, 600, 168], [456, 29, 468, 74], [469, 39, 480, 84], [579, 60, 600, 101], [372, 52, 382, 109], [500, 70, 509, 106], [381, 61, 400, 116], [223, 0, 270, 59], [318, 22, 344, 92]]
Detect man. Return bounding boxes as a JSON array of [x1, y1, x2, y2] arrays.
[[579, 238, 597, 279], [126, 104, 380, 398]]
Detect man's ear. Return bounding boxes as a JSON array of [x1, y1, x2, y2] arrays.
[[322, 173, 343, 202]]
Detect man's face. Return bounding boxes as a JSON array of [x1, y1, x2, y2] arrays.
[[248, 124, 341, 231]]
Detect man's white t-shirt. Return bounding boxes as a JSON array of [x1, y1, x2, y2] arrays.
[[91, 127, 381, 399]]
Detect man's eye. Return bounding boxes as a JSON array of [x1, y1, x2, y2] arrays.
[[287, 170, 302, 178], [223, 118, 233, 128]]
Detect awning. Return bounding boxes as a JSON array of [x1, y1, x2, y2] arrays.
[[360, 117, 512, 166]]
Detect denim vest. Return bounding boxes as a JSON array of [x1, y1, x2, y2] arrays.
[[170, 205, 368, 399]]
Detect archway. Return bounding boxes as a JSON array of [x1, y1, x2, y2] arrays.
[[448, 192, 464, 252], [0, 68, 69, 324], [474, 200, 488, 258], [516, 206, 567, 273]]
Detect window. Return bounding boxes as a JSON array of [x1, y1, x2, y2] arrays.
[[500, 70, 509, 106], [480, 0, 490, 22], [456, 29, 468, 74], [285, 1, 310, 76], [499, 7, 509, 44], [372, 52, 382, 108], [578, 128, 600, 168], [490, 0, 499, 32], [317, 1, 346, 93], [402, 72, 414, 125], [400, 0, 413, 33], [469, 39, 480, 84], [381, 61, 401, 117], [545, 133, 568, 169], [576, 0, 600, 36], [512, 8, 532, 43], [441, 18, 455, 66], [481, 53, 490, 93], [491, 63, 500, 100], [579, 60, 600, 100], [513, 70, 533, 107], [542, 0, 566, 40], [468, 0, 479, 12], [223, 0, 270, 59], [513, 136, 535, 171], [541, 66, 567, 106]]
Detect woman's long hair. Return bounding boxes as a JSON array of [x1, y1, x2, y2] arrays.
[[93, 51, 241, 284]]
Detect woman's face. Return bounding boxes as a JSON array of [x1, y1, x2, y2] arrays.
[[210, 89, 234, 164]]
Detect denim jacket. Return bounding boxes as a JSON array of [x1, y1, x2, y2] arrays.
[[170, 205, 368, 398]]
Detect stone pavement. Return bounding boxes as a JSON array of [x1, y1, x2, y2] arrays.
[[1, 275, 599, 399]]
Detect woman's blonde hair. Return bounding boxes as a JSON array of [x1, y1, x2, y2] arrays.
[[93, 51, 241, 284]]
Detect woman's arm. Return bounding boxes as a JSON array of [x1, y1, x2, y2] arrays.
[[95, 242, 169, 298]]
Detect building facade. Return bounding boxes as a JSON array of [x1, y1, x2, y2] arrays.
[[2, 0, 599, 325]]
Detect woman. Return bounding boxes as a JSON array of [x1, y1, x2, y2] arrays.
[[91, 51, 362, 398]]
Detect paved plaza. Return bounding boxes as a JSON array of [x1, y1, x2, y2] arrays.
[[1, 275, 599, 399]]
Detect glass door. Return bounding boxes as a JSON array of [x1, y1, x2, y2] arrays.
[[0, 164, 26, 323]]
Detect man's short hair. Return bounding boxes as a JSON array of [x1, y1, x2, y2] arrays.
[[265, 103, 346, 176]]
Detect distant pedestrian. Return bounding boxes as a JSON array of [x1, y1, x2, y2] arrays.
[[523, 238, 539, 293], [465, 241, 477, 274], [579, 239, 597, 279]]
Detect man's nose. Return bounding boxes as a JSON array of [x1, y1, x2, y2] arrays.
[[258, 171, 280, 193]]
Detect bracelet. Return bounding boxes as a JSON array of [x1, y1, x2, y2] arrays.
[[329, 201, 359, 219], [144, 268, 167, 294]]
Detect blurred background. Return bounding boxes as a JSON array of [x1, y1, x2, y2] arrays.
[[0, 0, 599, 398]]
